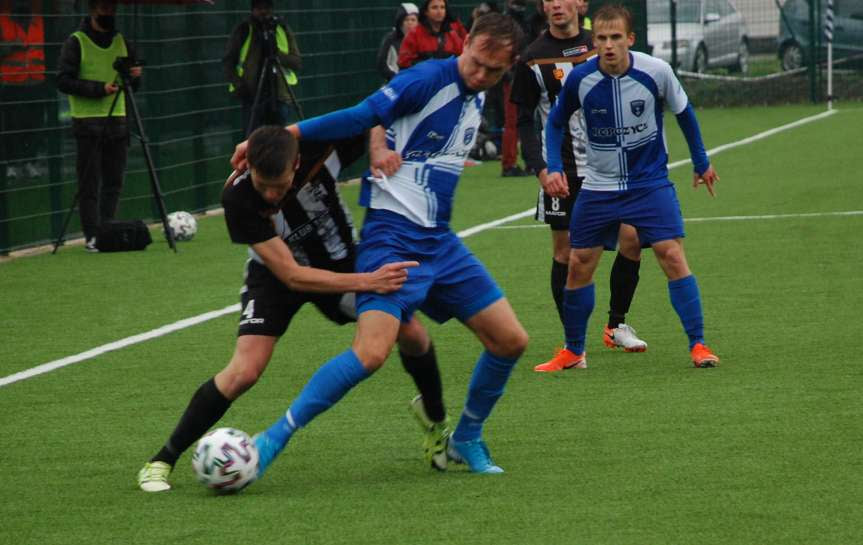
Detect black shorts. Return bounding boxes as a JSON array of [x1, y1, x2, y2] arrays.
[[237, 260, 355, 337], [535, 172, 583, 231]]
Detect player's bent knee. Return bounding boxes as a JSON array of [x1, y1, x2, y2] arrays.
[[352, 344, 392, 372], [487, 326, 529, 359]]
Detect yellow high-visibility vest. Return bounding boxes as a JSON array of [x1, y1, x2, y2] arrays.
[[68, 31, 128, 118], [229, 23, 297, 93]]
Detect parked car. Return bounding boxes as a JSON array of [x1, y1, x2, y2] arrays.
[[778, 0, 863, 71], [647, 0, 750, 73]]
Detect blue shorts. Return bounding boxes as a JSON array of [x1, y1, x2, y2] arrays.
[[355, 210, 503, 324], [569, 182, 685, 249]]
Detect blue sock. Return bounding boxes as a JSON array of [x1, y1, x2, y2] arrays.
[[264, 349, 370, 447], [668, 275, 705, 349], [563, 284, 595, 355], [452, 351, 519, 443]]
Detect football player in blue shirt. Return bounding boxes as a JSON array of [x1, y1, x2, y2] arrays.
[[537, 4, 721, 371], [230, 13, 528, 478]]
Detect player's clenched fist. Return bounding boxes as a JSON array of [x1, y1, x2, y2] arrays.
[[367, 261, 419, 293]]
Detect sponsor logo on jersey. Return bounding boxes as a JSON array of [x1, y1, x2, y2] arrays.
[[553, 68, 565, 80], [382, 86, 398, 101], [563, 45, 589, 57], [427, 130, 444, 140], [404, 148, 471, 160], [591, 108, 608, 115], [591, 123, 649, 137], [630, 100, 646, 117]]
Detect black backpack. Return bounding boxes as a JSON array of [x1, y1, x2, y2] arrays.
[[96, 220, 152, 252]]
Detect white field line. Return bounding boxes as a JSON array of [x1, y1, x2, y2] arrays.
[[0, 110, 838, 388], [492, 210, 863, 229]]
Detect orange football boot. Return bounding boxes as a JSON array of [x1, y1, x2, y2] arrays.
[[691, 343, 720, 368], [534, 348, 587, 372]]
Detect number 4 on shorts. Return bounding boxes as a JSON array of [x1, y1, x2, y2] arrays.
[[242, 299, 255, 320]]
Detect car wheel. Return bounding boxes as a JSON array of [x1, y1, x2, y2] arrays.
[[693, 45, 708, 74], [781, 43, 803, 71], [732, 40, 749, 74]]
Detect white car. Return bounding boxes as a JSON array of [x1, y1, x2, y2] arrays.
[[647, 0, 750, 73]]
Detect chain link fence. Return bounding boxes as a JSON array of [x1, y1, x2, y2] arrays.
[[646, 0, 863, 106], [1, 0, 855, 253]]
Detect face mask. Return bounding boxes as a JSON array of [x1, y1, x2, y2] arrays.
[[95, 14, 115, 31]]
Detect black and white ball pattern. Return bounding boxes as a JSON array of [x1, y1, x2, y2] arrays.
[[166, 211, 197, 242]]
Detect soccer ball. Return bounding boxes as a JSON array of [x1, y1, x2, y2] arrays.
[[192, 427, 259, 492], [166, 211, 197, 242]]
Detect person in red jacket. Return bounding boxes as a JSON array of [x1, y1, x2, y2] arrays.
[[397, 0, 466, 69]]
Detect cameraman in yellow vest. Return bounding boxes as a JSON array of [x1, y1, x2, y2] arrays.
[[223, 0, 301, 136], [57, 0, 141, 252]]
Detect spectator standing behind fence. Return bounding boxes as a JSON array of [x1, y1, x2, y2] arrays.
[[1, 0, 47, 180], [223, 0, 301, 135], [56, 0, 140, 253], [499, 0, 532, 177], [377, 3, 419, 82], [397, 0, 466, 69]]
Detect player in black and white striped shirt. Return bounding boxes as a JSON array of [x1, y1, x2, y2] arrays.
[[137, 127, 449, 492], [510, 0, 647, 366]]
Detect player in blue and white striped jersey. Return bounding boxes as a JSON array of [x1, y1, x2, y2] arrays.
[[536, 4, 721, 371], [229, 13, 529, 478]]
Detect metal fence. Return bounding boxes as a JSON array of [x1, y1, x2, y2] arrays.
[[1, 0, 486, 253], [1, 0, 854, 253]]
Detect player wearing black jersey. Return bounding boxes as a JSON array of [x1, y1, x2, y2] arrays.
[[137, 126, 448, 492], [510, 0, 647, 369]]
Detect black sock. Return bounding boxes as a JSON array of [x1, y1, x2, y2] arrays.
[[150, 377, 232, 467], [608, 252, 640, 328], [399, 343, 445, 423], [551, 258, 568, 326]]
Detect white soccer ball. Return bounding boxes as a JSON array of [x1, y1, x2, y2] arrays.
[[166, 211, 197, 242], [482, 139, 498, 160], [192, 427, 259, 492]]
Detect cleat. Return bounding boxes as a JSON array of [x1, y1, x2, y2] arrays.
[[534, 348, 586, 372], [252, 432, 284, 479], [409, 395, 451, 471], [603, 324, 648, 352], [691, 343, 720, 368], [447, 439, 503, 474], [137, 461, 172, 492]]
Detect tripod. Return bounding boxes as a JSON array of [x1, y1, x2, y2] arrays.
[[245, 24, 304, 136], [53, 70, 176, 254]]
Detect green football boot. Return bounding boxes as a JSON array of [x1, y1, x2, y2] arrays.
[[409, 395, 451, 471]]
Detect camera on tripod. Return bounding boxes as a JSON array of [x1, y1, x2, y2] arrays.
[[260, 14, 280, 30], [113, 56, 144, 79]]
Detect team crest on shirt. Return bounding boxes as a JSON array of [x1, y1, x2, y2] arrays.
[[553, 68, 565, 80], [630, 100, 646, 117], [463, 127, 475, 145]]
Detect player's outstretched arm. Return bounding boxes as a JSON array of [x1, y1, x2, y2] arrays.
[[252, 236, 418, 294]]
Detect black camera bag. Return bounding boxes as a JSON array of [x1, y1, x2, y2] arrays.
[[96, 220, 152, 252]]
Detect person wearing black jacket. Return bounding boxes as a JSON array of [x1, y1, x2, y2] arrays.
[[376, 2, 419, 82], [56, 0, 140, 252], [223, 0, 302, 135]]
